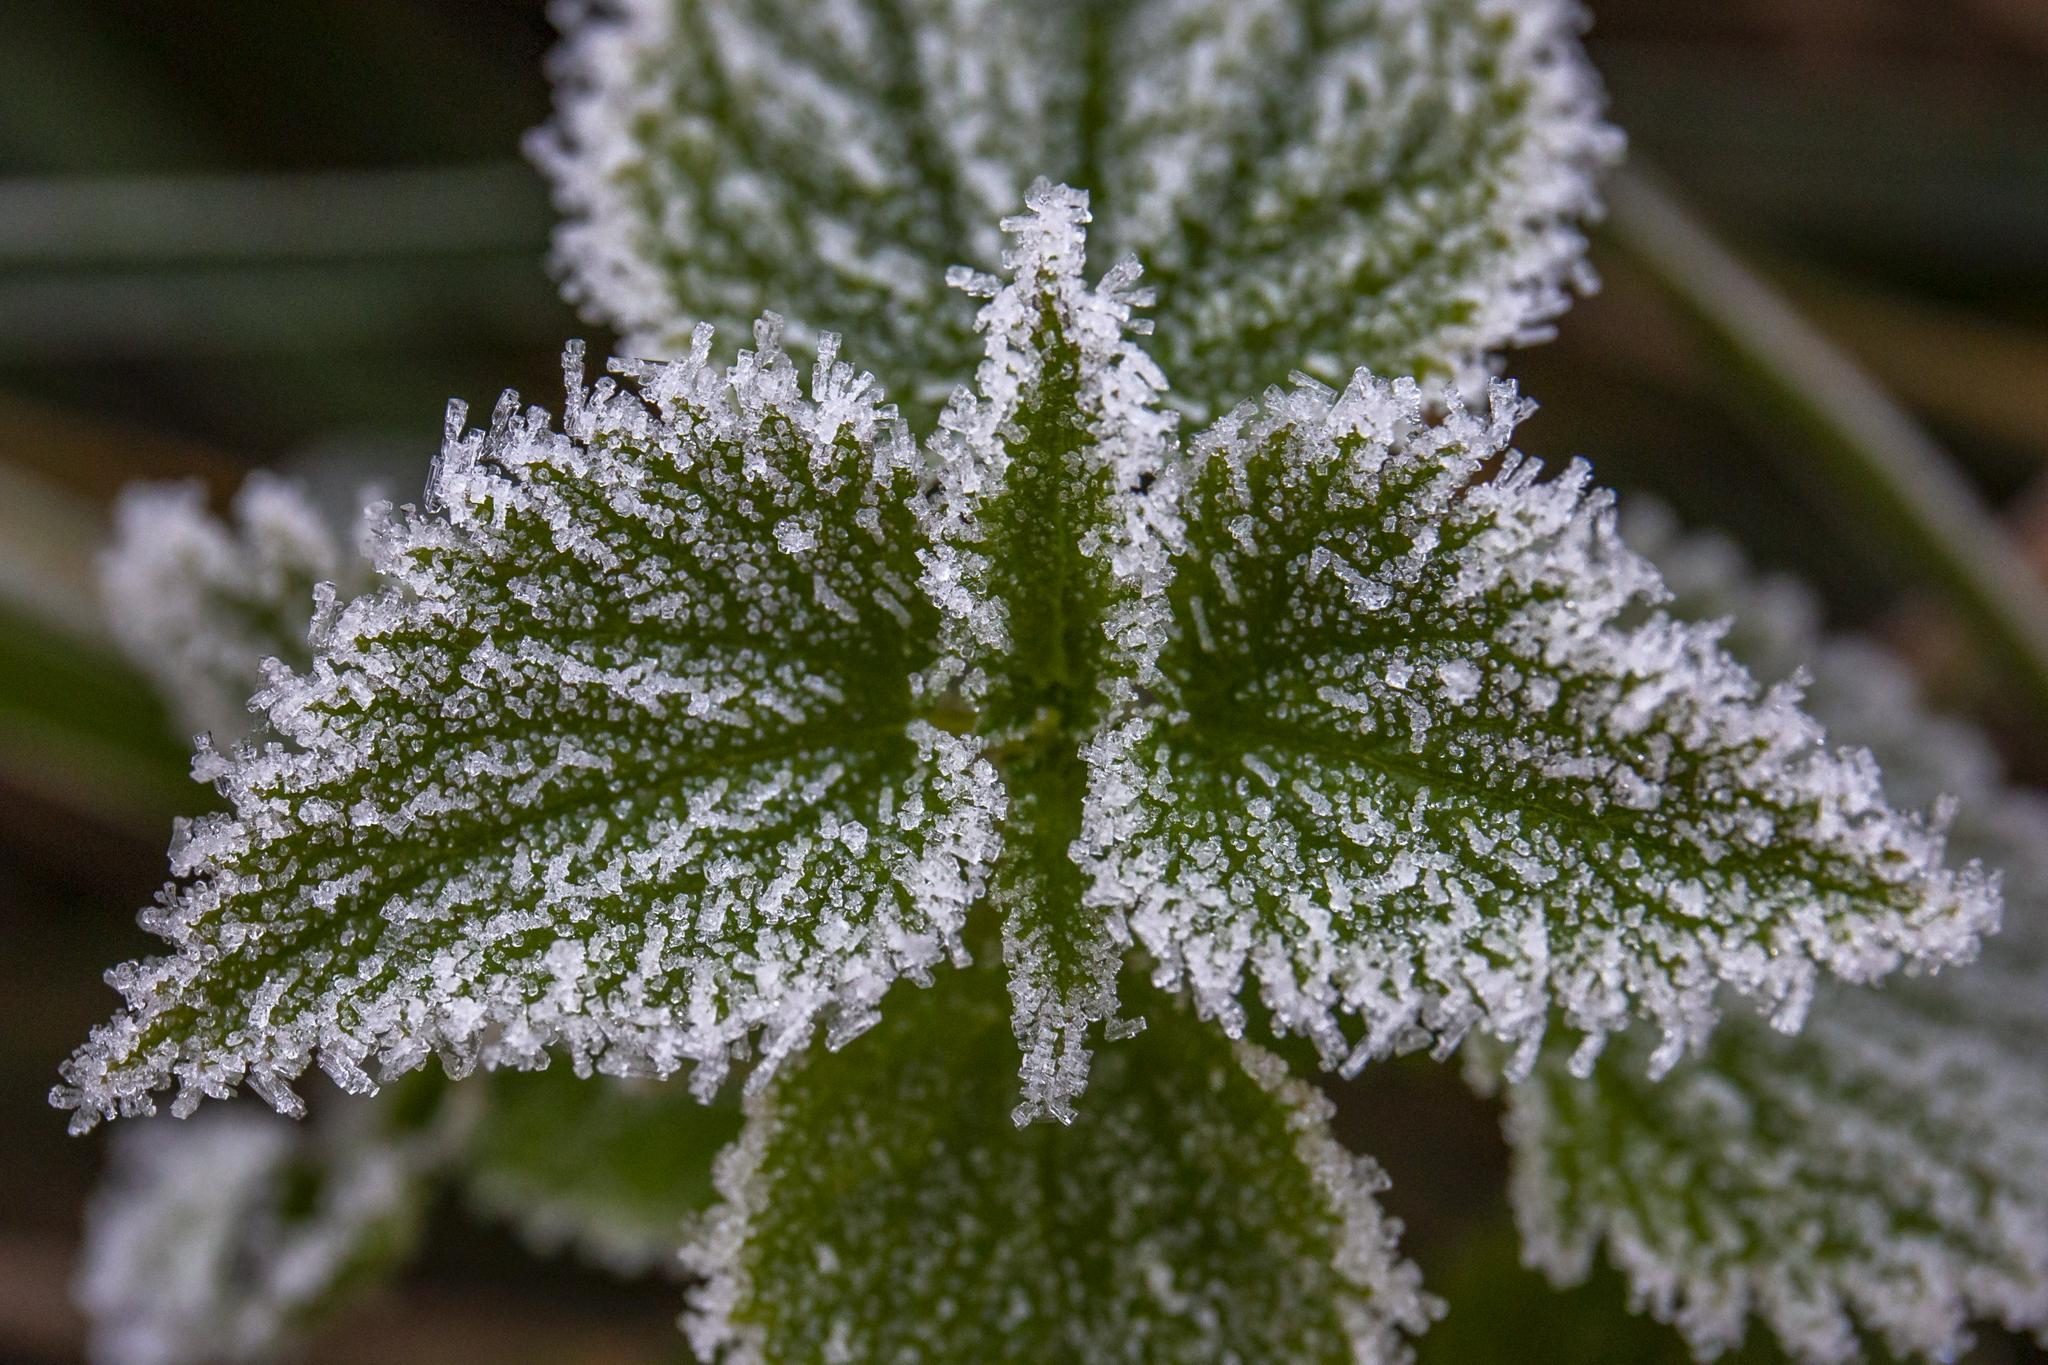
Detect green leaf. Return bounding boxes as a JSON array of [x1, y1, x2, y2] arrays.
[[680, 964, 1437, 1362], [534, 0, 1617, 416], [465, 1065, 743, 1274], [1080, 371, 1998, 1084], [920, 180, 1179, 1121], [1493, 509, 2048, 1364], [55, 326, 1003, 1132], [61, 181, 2001, 1144], [76, 1075, 458, 1364], [101, 473, 376, 744]]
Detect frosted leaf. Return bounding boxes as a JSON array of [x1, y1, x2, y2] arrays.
[[1496, 511, 2048, 1364], [534, 0, 1618, 415], [55, 327, 1002, 1132], [680, 966, 1437, 1363], [917, 182, 1179, 1122], [1081, 371, 1998, 1087], [1504, 950, 2048, 1365], [76, 1083, 458, 1365], [465, 1066, 741, 1275], [102, 474, 375, 744]]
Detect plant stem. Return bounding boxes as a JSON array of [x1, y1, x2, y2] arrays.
[[1605, 165, 2048, 719]]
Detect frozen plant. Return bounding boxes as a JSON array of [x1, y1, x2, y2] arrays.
[[533, 0, 1621, 414], [57, 2, 2048, 1362], [56, 188, 1993, 1141], [102, 474, 377, 745], [1482, 507, 2048, 1362]]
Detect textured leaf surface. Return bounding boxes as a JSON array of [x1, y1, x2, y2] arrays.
[[1497, 512, 2048, 1363], [534, 0, 1618, 415], [1081, 373, 1998, 1083], [681, 965, 1436, 1363], [55, 328, 1002, 1131], [466, 1066, 741, 1273], [918, 181, 1179, 1120], [76, 1080, 457, 1365], [102, 474, 375, 744]]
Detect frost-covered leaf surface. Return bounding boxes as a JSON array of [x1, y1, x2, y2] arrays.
[[102, 474, 375, 745], [681, 966, 1436, 1363], [76, 1081, 457, 1365], [465, 1066, 741, 1274], [919, 181, 1178, 1120], [55, 327, 1002, 1132], [1083, 372, 1998, 1085], [1498, 511, 2048, 1363], [535, 0, 1618, 415]]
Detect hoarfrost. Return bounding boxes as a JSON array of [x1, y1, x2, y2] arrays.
[[55, 326, 1002, 1132], [533, 0, 1619, 414], [76, 1087, 459, 1365], [102, 474, 375, 745], [62, 185, 1995, 1141], [917, 181, 1178, 1122], [1081, 373, 1998, 1087], [681, 968, 1437, 1362], [1494, 509, 2048, 1363]]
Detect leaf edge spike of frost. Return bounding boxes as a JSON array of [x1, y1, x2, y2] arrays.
[[1490, 506, 2048, 1364], [917, 178, 1180, 1125], [680, 967, 1439, 1363], [1079, 367, 2001, 1091]]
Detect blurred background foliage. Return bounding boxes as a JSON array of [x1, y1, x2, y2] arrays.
[[2, 1, 2045, 1360]]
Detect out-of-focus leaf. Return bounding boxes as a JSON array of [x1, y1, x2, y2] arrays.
[[465, 1066, 742, 1275]]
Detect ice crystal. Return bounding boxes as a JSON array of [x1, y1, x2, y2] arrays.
[[533, 0, 1619, 416], [1082, 370, 1997, 1085], [76, 1087, 456, 1365], [917, 180, 1180, 1120], [61, 188, 1994, 1141], [102, 474, 376, 744], [681, 966, 1436, 1363], [55, 325, 1002, 1132], [1496, 510, 2048, 1363]]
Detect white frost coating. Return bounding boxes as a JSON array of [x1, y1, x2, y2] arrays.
[[533, 0, 1619, 411], [916, 181, 1180, 1123], [681, 976, 1437, 1362], [102, 474, 375, 744], [920, 178, 1182, 685], [76, 1092, 456, 1365], [531, 0, 1070, 406], [1081, 371, 1998, 1091], [55, 327, 1002, 1133], [1093, 0, 1621, 402], [1496, 510, 2048, 1364]]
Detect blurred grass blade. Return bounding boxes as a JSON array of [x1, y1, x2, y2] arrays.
[[0, 162, 545, 267], [0, 258, 563, 362], [1607, 165, 2048, 718], [0, 459, 105, 644], [0, 461, 190, 829], [0, 604, 192, 831]]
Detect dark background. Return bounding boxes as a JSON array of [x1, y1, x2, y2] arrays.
[[3, 2, 2045, 1360]]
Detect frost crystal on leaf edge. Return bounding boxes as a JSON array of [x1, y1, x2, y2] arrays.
[[55, 327, 1002, 1133], [1081, 370, 1999, 1089]]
